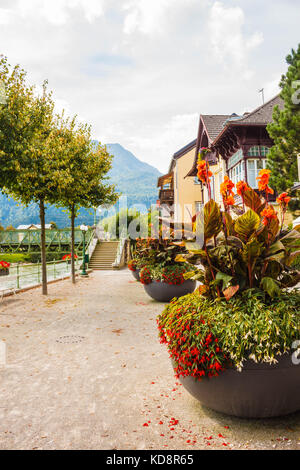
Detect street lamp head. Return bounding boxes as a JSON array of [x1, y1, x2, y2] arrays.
[[80, 224, 88, 232]]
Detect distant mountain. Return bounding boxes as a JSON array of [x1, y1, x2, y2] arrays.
[[106, 143, 161, 209], [0, 144, 161, 228]]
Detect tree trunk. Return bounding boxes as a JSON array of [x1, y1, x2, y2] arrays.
[[39, 199, 48, 295], [71, 204, 76, 284]]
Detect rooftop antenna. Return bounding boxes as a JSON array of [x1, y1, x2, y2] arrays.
[[259, 88, 265, 105]]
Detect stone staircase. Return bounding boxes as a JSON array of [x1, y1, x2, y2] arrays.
[[88, 241, 119, 270]]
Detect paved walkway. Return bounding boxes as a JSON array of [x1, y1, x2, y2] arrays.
[[0, 270, 299, 450]]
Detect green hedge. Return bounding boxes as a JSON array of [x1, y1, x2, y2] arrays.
[[0, 253, 30, 263], [0, 252, 75, 263]]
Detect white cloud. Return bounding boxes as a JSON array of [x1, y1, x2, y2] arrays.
[[208, 1, 264, 79], [123, 0, 176, 35], [121, 114, 199, 172], [17, 0, 104, 25], [263, 76, 281, 101], [0, 0, 299, 175], [0, 8, 13, 24]]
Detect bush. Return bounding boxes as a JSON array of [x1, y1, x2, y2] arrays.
[[128, 259, 137, 271], [0, 253, 30, 263], [179, 168, 300, 300], [158, 289, 300, 378], [140, 263, 190, 285]]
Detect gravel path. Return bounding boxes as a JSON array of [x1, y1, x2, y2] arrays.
[[0, 269, 299, 450]]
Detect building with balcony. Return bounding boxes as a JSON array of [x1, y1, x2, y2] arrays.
[[187, 95, 284, 205], [157, 94, 293, 226], [158, 139, 203, 223]]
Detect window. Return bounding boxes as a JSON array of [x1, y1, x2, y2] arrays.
[[195, 201, 203, 213], [229, 161, 245, 185], [247, 146, 270, 157], [194, 176, 201, 185], [228, 149, 243, 170], [247, 159, 267, 188]]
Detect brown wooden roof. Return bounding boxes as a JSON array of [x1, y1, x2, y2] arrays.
[[157, 172, 173, 188], [201, 114, 231, 142], [186, 94, 283, 178], [211, 94, 284, 148], [231, 94, 283, 126]]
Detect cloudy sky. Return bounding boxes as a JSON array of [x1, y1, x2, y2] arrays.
[[0, 0, 299, 173]]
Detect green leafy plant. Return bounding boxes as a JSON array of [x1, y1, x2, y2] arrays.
[[158, 166, 300, 381], [177, 171, 300, 300], [128, 259, 138, 271], [158, 290, 300, 377], [140, 263, 190, 286]]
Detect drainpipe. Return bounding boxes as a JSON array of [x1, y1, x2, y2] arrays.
[[175, 160, 179, 223]]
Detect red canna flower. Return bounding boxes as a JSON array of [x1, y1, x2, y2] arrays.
[[224, 195, 235, 206], [276, 192, 291, 206], [236, 180, 249, 196], [197, 160, 212, 185], [220, 176, 236, 211], [220, 176, 235, 197], [256, 169, 274, 194], [261, 206, 277, 226]]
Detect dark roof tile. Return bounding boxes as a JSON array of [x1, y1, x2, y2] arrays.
[[201, 115, 231, 141], [234, 94, 284, 125]]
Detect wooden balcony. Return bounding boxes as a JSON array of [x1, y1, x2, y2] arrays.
[[159, 189, 174, 204]]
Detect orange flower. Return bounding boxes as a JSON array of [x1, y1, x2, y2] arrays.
[[261, 206, 277, 226], [276, 192, 291, 206], [224, 195, 235, 206], [197, 160, 212, 185], [220, 176, 235, 197], [236, 180, 249, 196], [256, 169, 273, 193]]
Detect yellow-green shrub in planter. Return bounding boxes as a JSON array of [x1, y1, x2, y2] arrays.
[[141, 264, 196, 302], [158, 291, 300, 417]]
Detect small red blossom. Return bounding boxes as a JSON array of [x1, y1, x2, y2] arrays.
[[236, 180, 249, 196], [277, 192, 291, 206], [261, 206, 277, 226], [256, 169, 274, 194]]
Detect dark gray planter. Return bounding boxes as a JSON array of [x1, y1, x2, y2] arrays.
[[131, 269, 140, 281], [0, 268, 9, 276], [176, 354, 300, 418], [144, 280, 196, 302]]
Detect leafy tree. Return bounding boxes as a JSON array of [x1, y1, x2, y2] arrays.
[[54, 116, 118, 283], [0, 56, 71, 294], [267, 44, 300, 194]]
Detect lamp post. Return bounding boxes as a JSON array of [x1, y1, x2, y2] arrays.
[[80, 224, 89, 277]]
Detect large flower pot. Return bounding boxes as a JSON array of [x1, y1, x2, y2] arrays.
[[144, 280, 196, 302], [175, 354, 300, 418], [131, 269, 140, 281], [0, 268, 9, 276]]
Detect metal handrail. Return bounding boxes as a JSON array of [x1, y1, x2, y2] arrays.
[[113, 229, 128, 267], [0, 258, 83, 291], [0, 228, 95, 253]]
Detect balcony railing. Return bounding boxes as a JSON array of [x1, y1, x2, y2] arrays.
[[159, 189, 174, 204]]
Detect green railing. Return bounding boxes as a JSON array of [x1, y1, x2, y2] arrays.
[[0, 258, 83, 292], [0, 228, 94, 254]]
